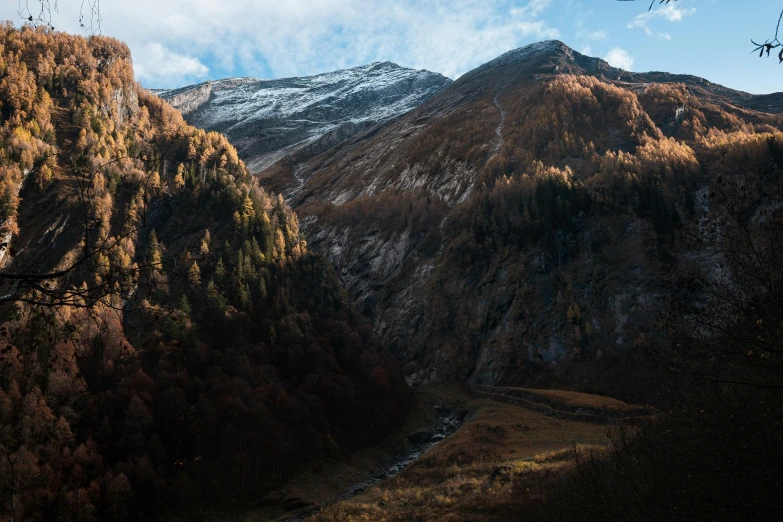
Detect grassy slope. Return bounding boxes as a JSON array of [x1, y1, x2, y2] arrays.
[[169, 384, 645, 521], [522, 388, 630, 409], [313, 384, 642, 521]]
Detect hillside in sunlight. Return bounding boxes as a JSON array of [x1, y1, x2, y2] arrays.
[[0, 24, 411, 521]]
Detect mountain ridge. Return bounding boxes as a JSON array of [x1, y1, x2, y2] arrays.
[[452, 40, 783, 111], [272, 40, 783, 208]]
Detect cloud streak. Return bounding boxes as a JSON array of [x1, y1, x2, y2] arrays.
[[577, 29, 608, 41], [627, 4, 695, 36], [133, 43, 209, 86]]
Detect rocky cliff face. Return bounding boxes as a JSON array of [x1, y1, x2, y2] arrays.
[[160, 63, 451, 174], [156, 80, 213, 114], [269, 41, 783, 393]]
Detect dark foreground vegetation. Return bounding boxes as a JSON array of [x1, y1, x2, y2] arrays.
[[521, 162, 783, 521]]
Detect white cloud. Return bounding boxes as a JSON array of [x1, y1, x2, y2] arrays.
[[133, 43, 209, 85], [577, 29, 608, 41], [658, 32, 672, 41], [574, 27, 606, 57], [518, 0, 554, 18], [0, 0, 560, 87], [605, 47, 634, 71], [628, 4, 695, 35]]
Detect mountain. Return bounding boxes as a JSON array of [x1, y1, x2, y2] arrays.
[[159, 63, 452, 176], [252, 40, 783, 393], [0, 26, 410, 520], [2, 26, 782, 522]]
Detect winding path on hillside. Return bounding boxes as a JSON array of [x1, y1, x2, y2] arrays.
[[473, 385, 652, 425], [487, 92, 507, 164]]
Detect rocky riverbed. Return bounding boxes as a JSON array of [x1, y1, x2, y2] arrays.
[[278, 406, 467, 521]]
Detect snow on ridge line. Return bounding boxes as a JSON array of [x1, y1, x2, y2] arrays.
[[184, 63, 450, 128], [162, 61, 448, 98], [159, 60, 451, 175]]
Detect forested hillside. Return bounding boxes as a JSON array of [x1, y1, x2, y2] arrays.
[[0, 24, 409, 521]]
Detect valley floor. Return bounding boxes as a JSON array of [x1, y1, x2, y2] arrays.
[[174, 384, 646, 522], [312, 384, 641, 522]]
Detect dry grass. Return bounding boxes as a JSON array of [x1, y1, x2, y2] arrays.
[[512, 388, 633, 410], [313, 383, 614, 521]]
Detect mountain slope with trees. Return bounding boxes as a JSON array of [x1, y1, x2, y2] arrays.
[[0, 24, 410, 521], [255, 41, 783, 396]]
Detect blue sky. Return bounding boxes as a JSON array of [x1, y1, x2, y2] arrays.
[[3, 0, 783, 94]]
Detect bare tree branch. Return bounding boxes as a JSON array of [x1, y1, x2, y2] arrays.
[[16, 0, 101, 33], [619, 0, 783, 62]]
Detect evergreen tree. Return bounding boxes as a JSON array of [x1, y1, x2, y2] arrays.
[[148, 229, 162, 266], [200, 230, 211, 256], [188, 261, 201, 286], [178, 294, 191, 316]]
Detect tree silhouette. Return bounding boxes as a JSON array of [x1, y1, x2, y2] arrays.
[[17, 0, 101, 33], [752, 10, 783, 62], [618, 0, 677, 9]]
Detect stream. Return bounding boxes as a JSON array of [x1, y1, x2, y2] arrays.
[[278, 406, 467, 521]]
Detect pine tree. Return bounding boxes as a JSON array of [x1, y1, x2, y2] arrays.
[[257, 276, 267, 302], [174, 164, 185, 190], [200, 230, 211, 256], [148, 230, 162, 266], [241, 195, 255, 227], [148, 171, 161, 194], [205, 279, 227, 323], [178, 294, 191, 316], [188, 261, 201, 286], [221, 241, 233, 262], [237, 281, 251, 310], [214, 258, 226, 284]]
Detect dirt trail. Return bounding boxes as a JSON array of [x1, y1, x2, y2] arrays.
[[473, 385, 652, 425], [487, 92, 506, 163]]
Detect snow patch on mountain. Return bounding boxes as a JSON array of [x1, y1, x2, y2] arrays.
[[161, 62, 451, 173]]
